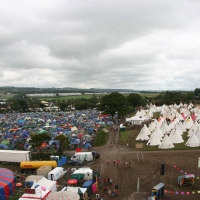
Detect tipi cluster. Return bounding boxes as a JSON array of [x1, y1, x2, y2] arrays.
[[129, 103, 200, 149]]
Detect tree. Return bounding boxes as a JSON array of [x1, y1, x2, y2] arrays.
[[29, 133, 51, 150], [127, 93, 144, 107], [54, 134, 70, 154], [99, 92, 127, 118]]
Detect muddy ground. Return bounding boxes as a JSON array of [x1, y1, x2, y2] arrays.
[[2, 126, 200, 200], [83, 127, 200, 200]]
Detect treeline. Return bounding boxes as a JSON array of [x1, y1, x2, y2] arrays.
[[0, 86, 135, 95], [0, 90, 199, 118]]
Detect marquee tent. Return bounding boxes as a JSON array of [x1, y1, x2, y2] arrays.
[[46, 191, 80, 200], [0, 168, 15, 200]]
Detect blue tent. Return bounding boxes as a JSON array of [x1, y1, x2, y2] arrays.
[[83, 142, 91, 149]]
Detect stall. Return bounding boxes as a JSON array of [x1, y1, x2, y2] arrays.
[[178, 174, 195, 188]]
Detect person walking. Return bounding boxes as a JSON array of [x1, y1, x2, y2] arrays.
[[101, 196, 105, 200], [109, 178, 113, 186], [110, 142, 112, 147], [107, 159, 110, 164], [104, 178, 107, 186]]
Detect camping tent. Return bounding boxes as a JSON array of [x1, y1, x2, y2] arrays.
[[158, 134, 174, 149], [46, 191, 80, 200], [25, 175, 43, 187], [32, 177, 57, 193], [62, 186, 87, 195], [169, 129, 184, 144], [185, 133, 200, 147], [143, 124, 151, 135], [147, 132, 161, 146], [136, 128, 149, 141]]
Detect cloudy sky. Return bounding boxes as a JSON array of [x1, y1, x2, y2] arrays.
[[0, 0, 199, 90]]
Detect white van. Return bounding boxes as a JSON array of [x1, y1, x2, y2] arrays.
[[71, 152, 93, 162], [48, 167, 67, 181], [73, 167, 93, 180]]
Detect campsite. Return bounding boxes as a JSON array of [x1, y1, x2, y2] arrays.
[[0, 103, 200, 199]]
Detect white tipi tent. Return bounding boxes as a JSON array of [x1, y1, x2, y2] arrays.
[[160, 122, 170, 135], [136, 128, 149, 141], [147, 131, 161, 146], [148, 121, 156, 132], [169, 129, 184, 144], [195, 127, 200, 141], [183, 117, 193, 129], [143, 124, 151, 135], [158, 134, 174, 149], [185, 133, 200, 147], [154, 127, 164, 140]]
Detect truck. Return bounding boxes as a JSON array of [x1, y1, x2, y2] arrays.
[[0, 150, 31, 164], [36, 166, 52, 178], [71, 152, 93, 162], [47, 167, 67, 181], [20, 161, 57, 174], [50, 155, 67, 167]]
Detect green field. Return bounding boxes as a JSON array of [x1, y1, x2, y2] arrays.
[[119, 126, 200, 151], [36, 94, 94, 101], [0, 94, 16, 99], [137, 92, 159, 98]]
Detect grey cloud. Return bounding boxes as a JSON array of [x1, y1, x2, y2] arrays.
[[0, 0, 200, 89]]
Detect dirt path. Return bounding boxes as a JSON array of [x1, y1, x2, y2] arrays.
[[90, 126, 200, 200]]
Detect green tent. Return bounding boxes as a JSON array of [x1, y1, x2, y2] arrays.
[[63, 186, 87, 195], [70, 173, 84, 181], [1, 140, 10, 145], [37, 130, 46, 134]]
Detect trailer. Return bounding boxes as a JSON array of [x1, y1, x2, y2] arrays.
[[20, 161, 57, 174], [0, 150, 31, 164]]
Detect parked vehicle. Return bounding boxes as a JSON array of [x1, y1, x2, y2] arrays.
[[20, 161, 57, 174], [73, 167, 93, 180], [50, 155, 67, 167], [36, 166, 52, 178], [48, 167, 67, 181], [71, 152, 93, 162], [0, 150, 31, 164], [67, 160, 84, 166], [92, 151, 100, 159]]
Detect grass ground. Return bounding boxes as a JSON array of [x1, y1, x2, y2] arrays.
[[37, 94, 94, 101], [118, 125, 200, 151]]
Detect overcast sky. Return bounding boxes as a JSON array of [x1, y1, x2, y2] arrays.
[[0, 0, 199, 90]]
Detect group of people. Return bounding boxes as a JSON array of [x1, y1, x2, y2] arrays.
[[102, 177, 119, 197], [106, 159, 120, 166]]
